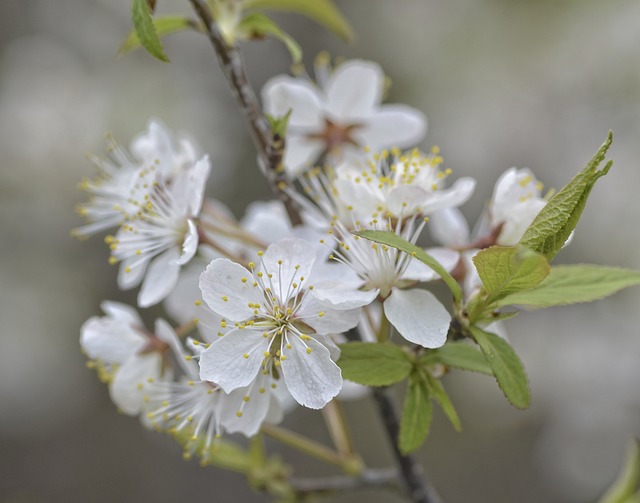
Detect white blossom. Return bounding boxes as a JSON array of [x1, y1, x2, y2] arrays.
[[293, 150, 473, 348], [109, 156, 210, 307], [198, 238, 367, 409], [73, 119, 199, 239], [80, 302, 175, 415], [262, 58, 427, 177]]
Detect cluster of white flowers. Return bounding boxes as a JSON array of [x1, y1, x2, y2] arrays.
[[76, 58, 556, 450]]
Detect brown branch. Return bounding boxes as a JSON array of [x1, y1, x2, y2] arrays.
[[372, 387, 444, 503], [188, 0, 302, 225], [291, 468, 400, 495]]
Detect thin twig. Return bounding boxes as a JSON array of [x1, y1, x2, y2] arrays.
[[372, 387, 443, 503], [188, 0, 302, 224], [291, 468, 399, 495]]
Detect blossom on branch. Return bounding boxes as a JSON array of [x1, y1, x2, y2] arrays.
[[262, 58, 427, 177], [198, 238, 368, 409]]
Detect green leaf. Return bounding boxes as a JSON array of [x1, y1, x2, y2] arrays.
[[242, 0, 353, 41], [598, 440, 640, 503], [399, 376, 432, 454], [420, 342, 493, 376], [237, 13, 302, 63], [356, 229, 463, 305], [120, 16, 198, 55], [472, 245, 550, 304], [519, 132, 613, 260], [425, 373, 462, 431], [469, 326, 530, 409], [337, 342, 412, 386], [130, 0, 170, 62], [495, 265, 640, 308], [265, 110, 292, 137]]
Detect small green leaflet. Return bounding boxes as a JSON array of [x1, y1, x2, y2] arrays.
[[337, 342, 412, 386], [356, 230, 463, 305], [519, 131, 613, 261], [425, 373, 461, 432], [120, 16, 199, 56], [399, 376, 432, 454], [242, 0, 353, 41], [266, 110, 292, 137], [472, 245, 550, 305], [598, 440, 640, 503], [470, 326, 530, 409], [237, 13, 302, 63], [421, 342, 493, 376], [495, 265, 640, 308], [131, 0, 170, 62]]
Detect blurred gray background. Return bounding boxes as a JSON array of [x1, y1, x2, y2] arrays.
[[2, 0, 640, 502]]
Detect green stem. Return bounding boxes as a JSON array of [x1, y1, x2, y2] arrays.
[[261, 424, 361, 474], [322, 399, 356, 457]]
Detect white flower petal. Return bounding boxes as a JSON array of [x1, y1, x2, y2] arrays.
[[383, 287, 450, 348], [137, 247, 181, 308], [401, 247, 461, 282], [117, 255, 150, 290], [220, 373, 274, 436], [325, 60, 383, 120], [80, 315, 145, 363], [299, 294, 363, 334], [198, 330, 268, 393], [428, 207, 470, 248], [357, 104, 427, 150], [283, 136, 325, 177], [178, 219, 199, 265], [280, 336, 342, 409], [241, 200, 291, 244], [260, 238, 316, 298], [100, 300, 143, 327], [199, 258, 257, 321], [155, 318, 199, 377], [387, 185, 429, 217], [420, 177, 476, 214], [311, 282, 378, 310], [110, 353, 162, 415], [186, 156, 211, 215], [262, 76, 325, 129]]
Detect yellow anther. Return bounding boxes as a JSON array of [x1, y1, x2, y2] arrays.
[[306, 347, 312, 354], [243, 353, 249, 359], [236, 411, 243, 418], [243, 396, 250, 402]]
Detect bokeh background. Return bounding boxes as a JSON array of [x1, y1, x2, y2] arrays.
[[2, 0, 640, 502]]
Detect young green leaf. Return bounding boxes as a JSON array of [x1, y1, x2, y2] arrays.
[[598, 439, 640, 503], [119, 17, 198, 56], [469, 326, 530, 409], [356, 229, 463, 305], [495, 265, 640, 308], [265, 110, 292, 138], [519, 132, 613, 260], [242, 0, 353, 41], [131, 0, 170, 62], [425, 373, 462, 431], [237, 13, 302, 63], [337, 342, 413, 386], [399, 376, 432, 454], [420, 342, 493, 376], [472, 245, 550, 304]]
